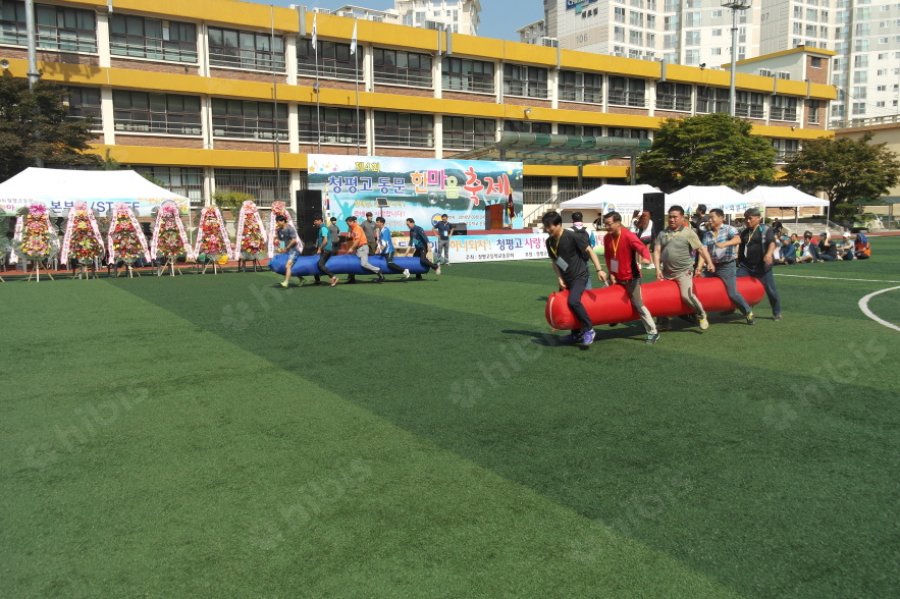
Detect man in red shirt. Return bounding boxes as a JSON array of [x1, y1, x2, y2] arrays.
[[602, 211, 660, 344]]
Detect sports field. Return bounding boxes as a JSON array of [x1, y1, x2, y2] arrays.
[[2, 238, 899, 598]]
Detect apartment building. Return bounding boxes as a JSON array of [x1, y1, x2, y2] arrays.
[[523, 0, 899, 128], [0, 0, 833, 208]]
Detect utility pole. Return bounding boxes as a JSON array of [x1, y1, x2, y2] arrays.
[[722, 1, 751, 117]]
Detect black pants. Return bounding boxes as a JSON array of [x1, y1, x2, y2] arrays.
[[566, 277, 593, 333], [382, 251, 405, 273], [414, 247, 438, 271], [317, 250, 334, 277]]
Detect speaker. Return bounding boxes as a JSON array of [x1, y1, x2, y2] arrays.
[[295, 190, 323, 254], [643, 193, 665, 241], [296, 189, 322, 214]]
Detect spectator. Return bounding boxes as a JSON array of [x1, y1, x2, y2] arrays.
[[631, 210, 655, 269], [818, 232, 838, 262], [797, 231, 820, 263], [840, 232, 855, 260], [780, 234, 798, 265], [854, 231, 872, 259]]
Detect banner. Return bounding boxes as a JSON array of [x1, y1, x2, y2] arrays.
[[1, 198, 189, 218], [393, 232, 548, 263], [308, 155, 524, 232]]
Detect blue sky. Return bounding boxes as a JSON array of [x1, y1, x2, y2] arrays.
[[244, 1, 542, 41]]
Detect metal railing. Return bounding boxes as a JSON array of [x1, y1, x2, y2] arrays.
[[524, 195, 560, 227]]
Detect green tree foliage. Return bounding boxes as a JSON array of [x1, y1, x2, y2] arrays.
[[0, 72, 100, 182], [783, 133, 900, 209], [637, 113, 777, 192]]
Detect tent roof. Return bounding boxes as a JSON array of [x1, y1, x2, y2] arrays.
[[452, 132, 651, 166], [559, 184, 662, 210], [0, 168, 189, 203], [743, 185, 829, 208], [665, 185, 749, 214]]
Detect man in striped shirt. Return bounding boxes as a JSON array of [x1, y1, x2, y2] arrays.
[[696, 208, 754, 324]]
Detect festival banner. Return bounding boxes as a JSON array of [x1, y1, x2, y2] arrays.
[[308, 155, 524, 232], [1, 198, 190, 218], [392, 232, 549, 263]]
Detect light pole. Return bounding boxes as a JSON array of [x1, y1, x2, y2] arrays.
[[722, 0, 751, 117]]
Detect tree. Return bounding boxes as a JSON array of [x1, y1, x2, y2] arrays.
[[783, 133, 900, 210], [0, 72, 100, 182], [637, 113, 777, 192]]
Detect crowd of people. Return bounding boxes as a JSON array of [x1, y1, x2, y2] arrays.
[[276, 212, 447, 288], [544, 203, 874, 347]]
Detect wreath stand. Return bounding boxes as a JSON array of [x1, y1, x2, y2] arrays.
[[238, 257, 261, 272], [26, 258, 55, 282], [157, 256, 183, 277], [200, 258, 222, 275]]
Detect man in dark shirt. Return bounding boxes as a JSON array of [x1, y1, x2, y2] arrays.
[[543, 210, 607, 346], [737, 207, 782, 320], [405, 218, 441, 279], [361, 212, 379, 254], [432, 214, 454, 266], [817, 232, 838, 261]]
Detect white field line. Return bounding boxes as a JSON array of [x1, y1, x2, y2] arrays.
[[857, 286, 900, 333], [775, 274, 900, 284]]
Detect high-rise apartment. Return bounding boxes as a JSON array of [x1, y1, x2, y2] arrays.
[[521, 0, 899, 127], [393, 0, 481, 34]]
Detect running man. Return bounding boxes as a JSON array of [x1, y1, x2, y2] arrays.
[[276, 215, 302, 288], [653, 205, 715, 331], [696, 208, 754, 324], [347, 215, 384, 283], [313, 215, 339, 287], [405, 218, 441, 279], [376, 216, 410, 279], [543, 211, 607, 346], [737, 207, 782, 321], [602, 211, 659, 344]]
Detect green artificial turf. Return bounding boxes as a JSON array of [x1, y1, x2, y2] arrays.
[[2, 238, 899, 598]]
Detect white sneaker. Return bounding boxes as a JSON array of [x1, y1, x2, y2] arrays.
[[435, 265, 442, 276], [402, 268, 410, 280]]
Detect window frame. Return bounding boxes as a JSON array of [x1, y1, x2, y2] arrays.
[[113, 91, 202, 136], [373, 111, 434, 148], [373, 48, 434, 88], [211, 99, 289, 141], [109, 14, 197, 63], [208, 26, 286, 72]]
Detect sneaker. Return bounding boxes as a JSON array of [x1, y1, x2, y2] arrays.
[[560, 331, 584, 344], [657, 317, 671, 331], [330, 276, 339, 287], [698, 316, 709, 330], [402, 268, 410, 280], [435, 265, 442, 276], [279, 281, 289, 288], [646, 332, 661, 345], [376, 273, 385, 283], [773, 314, 783, 321], [581, 330, 596, 346], [746, 311, 755, 325]]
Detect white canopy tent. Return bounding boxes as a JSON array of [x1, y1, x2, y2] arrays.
[[558, 184, 662, 222], [665, 185, 749, 216], [743, 185, 830, 224], [0, 168, 191, 217]]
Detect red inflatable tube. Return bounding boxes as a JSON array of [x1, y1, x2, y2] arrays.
[[545, 276, 766, 330]]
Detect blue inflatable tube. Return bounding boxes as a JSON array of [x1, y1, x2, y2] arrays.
[[269, 253, 432, 277]]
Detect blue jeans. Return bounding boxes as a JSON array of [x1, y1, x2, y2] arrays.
[[737, 263, 781, 317], [705, 261, 750, 316]]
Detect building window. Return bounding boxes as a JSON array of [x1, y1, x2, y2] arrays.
[[806, 100, 821, 124], [558, 71, 602, 103], [214, 169, 289, 208], [373, 48, 433, 87], [770, 96, 798, 121], [607, 76, 646, 107], [136, 167, 204, 206], [211, 99, 287, 141], [557, 124, 603, 137], [109, 14, 196, 63], [735, 91, 765, 118], [208, 27, 285, 72], [0, 1, 97, 53], [373, 112, 434, 148], [607, 127, 650, 140], [503, 64, 548, 99], [297, 39, 362, 80], [772, 139, 799, 162], [503, 121, 552, 135], [443, 117, 495, 150], [614, 7, 625, 23], [695, 86, 730, 114], [810, 56, 823, 69], [113, 91, 201, 135], [656, 82, 692, 111], [65, 86, 101, 127], [442, 57, 495, 94], [298, 106, 361, 145]]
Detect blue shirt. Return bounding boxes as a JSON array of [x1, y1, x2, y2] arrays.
[[702, 224, 739, 264], [434, 221, 453, 239], [318, 224, 332, 252], [380, 227, 395, 254]]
